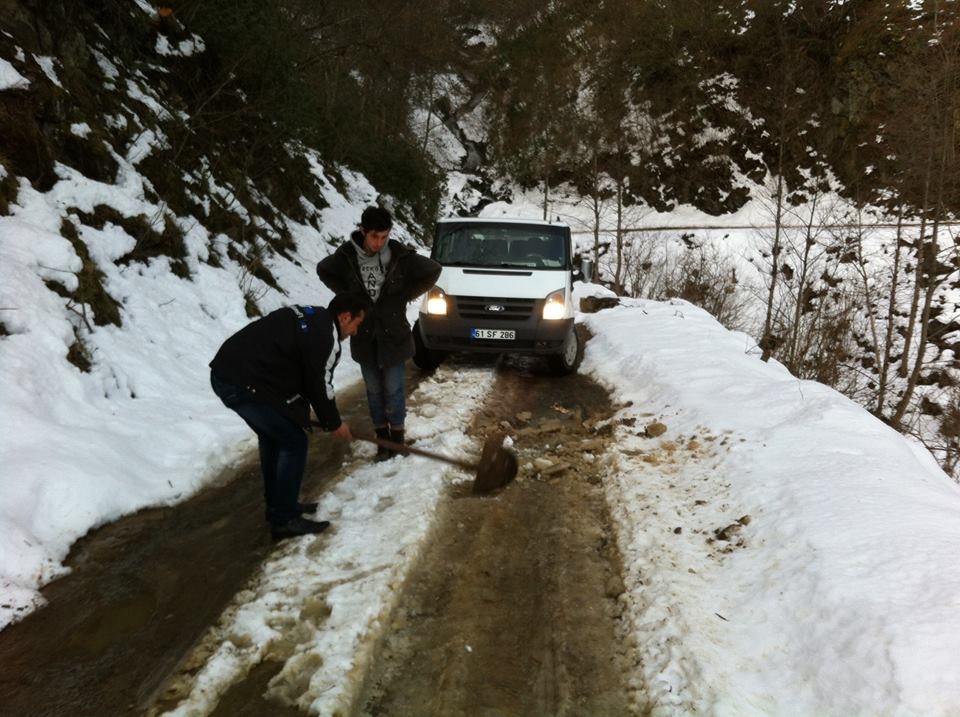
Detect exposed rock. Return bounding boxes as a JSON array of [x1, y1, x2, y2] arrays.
[[714, 515, 752, 541], [577, 438, 607, 452], [540, 462, 570, 477], [645, 421, 668, 438], [579, 296, 620, 313]]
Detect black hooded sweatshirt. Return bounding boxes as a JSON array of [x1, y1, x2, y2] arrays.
[[316, 232, 440, 367]]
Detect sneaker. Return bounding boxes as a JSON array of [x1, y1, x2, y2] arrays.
[[271, 516, 331, 541]]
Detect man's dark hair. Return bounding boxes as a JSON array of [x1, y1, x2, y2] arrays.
[[360, 205, 392, 231], [328, 292, 370, 317]]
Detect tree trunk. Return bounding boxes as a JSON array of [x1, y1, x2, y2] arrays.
[[875, 210, 904, 414], [898, 136, 935, 379], [542, 174, 549, 221], [614, 178, 625, 290], [761, 166, 785, 362], [786, 194, 820, 371], [892, 116, 951, 426]]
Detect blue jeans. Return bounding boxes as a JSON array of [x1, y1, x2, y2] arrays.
[[210, 371, 308, 526], [359, 361, 406, 428]]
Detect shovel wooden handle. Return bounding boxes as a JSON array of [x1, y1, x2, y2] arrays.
[[353, 432, 479, 472], [311, 421, 477, 472], [313, 422, 516, 492]]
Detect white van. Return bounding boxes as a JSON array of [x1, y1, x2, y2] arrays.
[[413, 217, 586, 374]]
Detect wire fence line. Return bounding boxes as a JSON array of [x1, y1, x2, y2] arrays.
[[570, 221, 960, 234]]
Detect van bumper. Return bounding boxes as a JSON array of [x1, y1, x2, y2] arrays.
[[418, 312, 573, 355]]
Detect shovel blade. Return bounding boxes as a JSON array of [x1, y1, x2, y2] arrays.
[[473, 432, 518, 494]]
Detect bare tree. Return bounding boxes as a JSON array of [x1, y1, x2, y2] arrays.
[[781, 186, 839, 373], [885, 16, 960, 428]]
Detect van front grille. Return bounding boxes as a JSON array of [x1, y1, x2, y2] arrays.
[[454, 296, 537, 322]]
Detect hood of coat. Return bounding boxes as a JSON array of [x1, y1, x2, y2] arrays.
[[343, 231, 413, 263], [350, 229, 365, 251]]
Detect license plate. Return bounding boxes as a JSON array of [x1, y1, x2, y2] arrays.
[[472, 328, 516, 340]]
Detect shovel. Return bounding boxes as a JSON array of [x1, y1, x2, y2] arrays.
[[356, 430, 518, 493]]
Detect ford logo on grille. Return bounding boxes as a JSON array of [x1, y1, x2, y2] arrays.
[[486, 304, 505, 312]]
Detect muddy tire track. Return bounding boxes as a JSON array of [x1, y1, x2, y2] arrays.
[[355, 356, 639, 716]]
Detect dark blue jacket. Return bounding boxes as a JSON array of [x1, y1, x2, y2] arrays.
[[209, 306, 343, 430]]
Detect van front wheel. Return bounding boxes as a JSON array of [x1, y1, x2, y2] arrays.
[[548, 325, 583, 375], [413, 320, 446, 371]]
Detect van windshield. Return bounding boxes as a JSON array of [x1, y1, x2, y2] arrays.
[[433, 225, 569, 269]]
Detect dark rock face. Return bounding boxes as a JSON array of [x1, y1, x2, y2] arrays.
[[580, 296, 620, 314]]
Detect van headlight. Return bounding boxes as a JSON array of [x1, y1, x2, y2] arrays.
[[426, 287, 448, 315], [542, 289, 566, 320]]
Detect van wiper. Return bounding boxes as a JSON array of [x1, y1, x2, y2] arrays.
[[442, 260, 515, 268], [441, 260, 533, 269]]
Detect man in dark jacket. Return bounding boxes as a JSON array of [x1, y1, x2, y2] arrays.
[[209, 293, 367, 540], [316, 206, 441, 460]]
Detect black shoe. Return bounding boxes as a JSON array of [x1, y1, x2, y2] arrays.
[[374, 427, 391, 462], [271, 516, 331, 541], [265, 502, 320, 522], [389, 428, 407, 457]]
